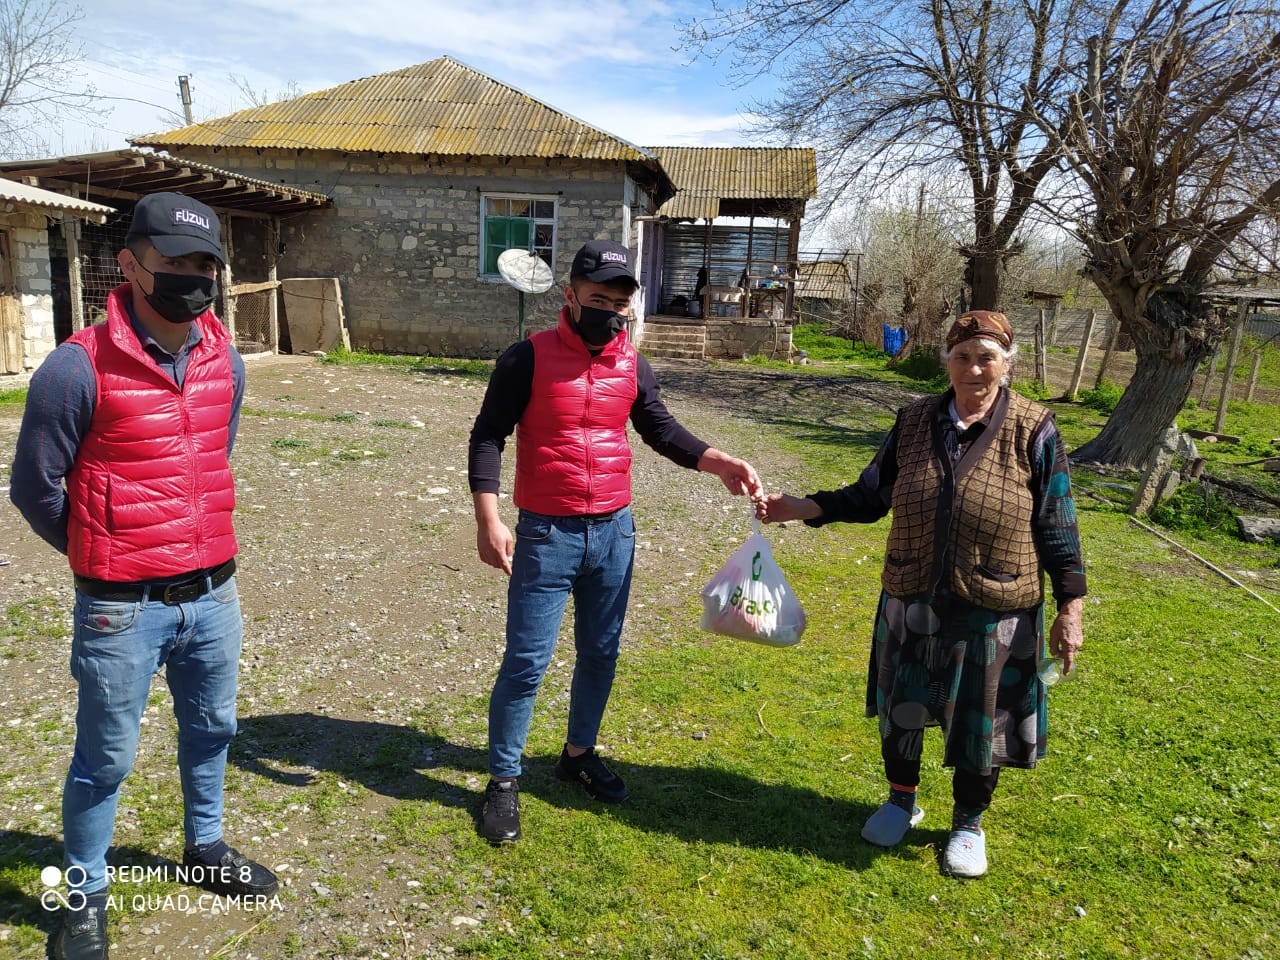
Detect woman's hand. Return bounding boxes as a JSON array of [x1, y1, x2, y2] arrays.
[[1049, 598, 1084, 673], [755, 493, 821, 524]]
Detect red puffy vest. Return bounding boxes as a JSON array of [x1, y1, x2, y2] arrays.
[[64, 283, 238, 581], [514, 307, 638, 515]]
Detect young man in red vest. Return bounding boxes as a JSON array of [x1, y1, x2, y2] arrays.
[[11, 192, 276, 960], [469, 240, 763, 843]]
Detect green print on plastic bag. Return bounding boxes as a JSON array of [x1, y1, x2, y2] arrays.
[[729, 584, 776, 617]]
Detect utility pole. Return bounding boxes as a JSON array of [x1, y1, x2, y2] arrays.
[[178, 76, 194, 124]]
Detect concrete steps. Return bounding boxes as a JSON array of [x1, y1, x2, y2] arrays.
[[640, 320, 706, 361]]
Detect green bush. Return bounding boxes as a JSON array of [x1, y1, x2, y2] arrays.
[[1079, 379, 1124, 414], [1149, 482, 1239, 539], [893, 348, 947, 386], [1012, 378, 1053, 401]]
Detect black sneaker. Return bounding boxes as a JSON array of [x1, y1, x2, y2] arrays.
[[181, 844, 279, 897], [554, 746, 629, 803], [55, 898, 108, 960], [481, 778, 521, 843]]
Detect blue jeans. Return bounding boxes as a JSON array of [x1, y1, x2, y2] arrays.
[[64, 574, 243, 894], [489, 508, 636, 778]]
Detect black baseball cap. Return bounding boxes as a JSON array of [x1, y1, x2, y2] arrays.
[[126, 192, 224, 263], [570, 240, 636, 287]]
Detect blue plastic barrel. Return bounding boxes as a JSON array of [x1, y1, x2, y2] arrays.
[[883, 325, 908, 354]]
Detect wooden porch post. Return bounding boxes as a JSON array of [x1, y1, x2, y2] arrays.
[[66, 218, 86, 333], [220, 214, 236, 344], [268, 218, 280, 353], [786, 214, 801, 320]]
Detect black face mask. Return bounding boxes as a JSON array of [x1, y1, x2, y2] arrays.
[[137, 262, 219, 324], [573, 304, 626, 347]]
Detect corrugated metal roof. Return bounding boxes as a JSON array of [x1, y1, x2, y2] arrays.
[[646, 146, 817, 219], [0, 149, 331, 214], [133, 57, 656, 162], [794, 260, 853, 300], [0, 177, 115, 221]]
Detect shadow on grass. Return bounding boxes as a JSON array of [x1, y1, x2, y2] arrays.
[[233, 713, 909, 869]]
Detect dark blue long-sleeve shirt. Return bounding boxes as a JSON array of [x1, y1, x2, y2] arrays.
[[9, 311, 245, 554]]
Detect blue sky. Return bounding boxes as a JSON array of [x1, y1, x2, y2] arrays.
[[54, 0, 779, 155]]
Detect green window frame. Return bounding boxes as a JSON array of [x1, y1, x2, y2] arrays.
[[480, 194, 557, 277]]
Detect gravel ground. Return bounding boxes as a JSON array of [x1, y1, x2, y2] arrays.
[[0, 355, 924, 959]]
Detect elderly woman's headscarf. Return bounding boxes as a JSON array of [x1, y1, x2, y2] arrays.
[[946, 311, 1015, 350]]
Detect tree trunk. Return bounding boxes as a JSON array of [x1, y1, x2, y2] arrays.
[[1074, 290, 1220, 468], [967, 250, 1002, 310], [1072, 348, 1199, 467]]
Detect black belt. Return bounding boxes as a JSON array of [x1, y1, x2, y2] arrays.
[[75, 558, 237, 605], [580, 509, 623, 520]]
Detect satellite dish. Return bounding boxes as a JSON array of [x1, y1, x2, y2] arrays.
[[496, 249, 554, 339], [497, 249, 554, 294]]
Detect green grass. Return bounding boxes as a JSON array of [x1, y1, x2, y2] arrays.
[[0, 386, 27, 407], [3, 344, 1275, 958], [408, 380, 1277, 959], [1207, 335, 1280, 391], [1178, 398, 1280, 504], [793, 324, 889, 363], [320, 346, 493, 379]]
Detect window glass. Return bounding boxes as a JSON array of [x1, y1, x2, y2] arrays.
[[480, 194, 557, 277]]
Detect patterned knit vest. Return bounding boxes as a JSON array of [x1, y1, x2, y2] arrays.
[[883, 388, 1050, 611]]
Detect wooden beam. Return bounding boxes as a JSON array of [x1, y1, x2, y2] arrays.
[[1213, 299, 1247, 435]]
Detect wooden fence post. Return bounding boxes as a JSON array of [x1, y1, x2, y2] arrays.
[[1213, 299, 1247, 435], [1036, 308, 1048, 386], [1095, 316, 1121, 388], [1247, 351, 1262, 403], [1066, 309, 1097, 401], [1199, 344, 1221, 405]]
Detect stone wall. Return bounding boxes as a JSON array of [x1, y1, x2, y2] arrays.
[[166, 147, 637, 357], [1, 208, 56, 374], [705, 320, 794, 361]]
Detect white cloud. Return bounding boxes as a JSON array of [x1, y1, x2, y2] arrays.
[[41, 0, 764, 156]]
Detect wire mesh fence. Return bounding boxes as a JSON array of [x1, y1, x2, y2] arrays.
[[231, 289, 274, 354]]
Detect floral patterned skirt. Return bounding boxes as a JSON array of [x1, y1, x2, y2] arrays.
[[864, 591, 1048, 774]]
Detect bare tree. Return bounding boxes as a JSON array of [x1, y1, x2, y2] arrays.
[[0, 0, 97, 159], [683, 0, 1095, 310], [228, 74, 303, 109], [1028, 0, 1280, 466]]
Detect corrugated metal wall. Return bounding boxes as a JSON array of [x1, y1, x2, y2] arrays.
[[659, 222, 791, 308]]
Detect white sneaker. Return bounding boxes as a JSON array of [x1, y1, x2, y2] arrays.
[[943, 828, 988, 877]]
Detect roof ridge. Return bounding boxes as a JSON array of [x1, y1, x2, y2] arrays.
[[133, 56, 656, 162]]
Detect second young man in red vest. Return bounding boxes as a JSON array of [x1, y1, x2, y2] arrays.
[[469, 240, 763, 843]]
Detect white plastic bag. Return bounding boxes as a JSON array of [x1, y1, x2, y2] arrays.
[[700, 524, 806, 647]]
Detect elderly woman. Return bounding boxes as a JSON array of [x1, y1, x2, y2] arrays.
[[757, 311, 1085, 878]]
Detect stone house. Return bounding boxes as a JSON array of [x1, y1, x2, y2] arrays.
[[132, 56, 675, 357], [0, 179, 114, 376]]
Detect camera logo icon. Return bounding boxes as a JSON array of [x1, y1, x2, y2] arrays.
[[40, 865, 87, 912]]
